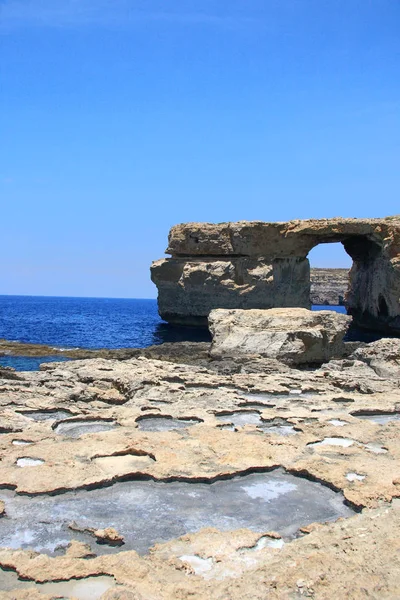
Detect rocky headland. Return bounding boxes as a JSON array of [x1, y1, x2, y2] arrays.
[[151, 216, 400, 333], [1, 306, 400, 599]]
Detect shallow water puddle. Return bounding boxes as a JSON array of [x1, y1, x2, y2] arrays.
[[241, 391, 318, 403], [12, 440, 32, 446], [264, 537, 285, 549], [328, 419, 348, 427], [136, 415, 202, 432], [364, 442, 388, 454], [16, 457, 44, 467], [0, 469, 354, 557], [258, 418, 297, 436], [346, 472, 365, 482], [0, 570, 115, 599], [216, 412, 296, 435], [240, 393, 281, 404], [309, 437, 388, 454], [179, 555, 214, 575], [17, 409, 74, 422], [308, 437, 355, 448], [216, 411, 262, 428], [353, 412, 400, 425], [265, 426, 296, 435], [54, 418, 119, 438]]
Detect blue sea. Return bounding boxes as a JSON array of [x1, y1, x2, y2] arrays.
[[0, 295, 374, 371], [0, 295, 210, 371]]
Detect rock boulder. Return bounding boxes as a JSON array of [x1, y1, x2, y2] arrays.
[[350, 338, 400, 378], [209, 307, 352, 365]]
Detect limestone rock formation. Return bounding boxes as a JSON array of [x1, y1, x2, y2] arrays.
[[209, 308, 351, 364], [151, 216, 400, 333], [310, 268, 348, 305], [349, 338, 400, 378], [1, 334, 400, 598]]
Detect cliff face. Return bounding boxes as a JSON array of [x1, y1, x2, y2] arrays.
[[151, 216, 400, 333], [151, 256, 310, 326], [310, 268, 349, 305]]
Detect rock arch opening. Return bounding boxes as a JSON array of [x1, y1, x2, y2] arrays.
[[308, 242, 351, 307], [306, 234, 393, 329]]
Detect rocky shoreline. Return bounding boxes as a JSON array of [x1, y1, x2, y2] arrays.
[[0, 338, 148, 360], [0, 267, 348, 363], [1, 308, 400, 598]]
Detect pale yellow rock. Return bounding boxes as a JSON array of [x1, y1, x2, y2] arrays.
[[1, 339, 400, 598], [65, 540, 96, 559], [209, 307, 351, 364], [151, 216, 400, 333], [93, 528, 124, 546]]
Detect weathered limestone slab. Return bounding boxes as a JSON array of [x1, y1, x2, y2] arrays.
[[350, 338, 400, 378], [151, 216, 400, 333], [1, 340, 400, 598], [209, 308, 351, 364]]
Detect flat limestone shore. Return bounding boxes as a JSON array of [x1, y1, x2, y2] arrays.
[[1, 338, 400, 599]]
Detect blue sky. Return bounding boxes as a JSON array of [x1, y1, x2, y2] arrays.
[[1, 0, 399, 298]]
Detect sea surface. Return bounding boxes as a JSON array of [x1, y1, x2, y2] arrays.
[[0, 295, 210, 371], [0, 295, 375, 371]]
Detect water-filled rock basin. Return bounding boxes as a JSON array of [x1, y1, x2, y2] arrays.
[[18, 409, 74, 422], [0, 571, 115, 600], [136, 415, 202, 432], [0, 469, 354, 556], [53, 418, 119, 438], [216, 411, 262, 428], [216, 411, 296, 435], [16, 457, 45, 467], [353, 412, 400, 425]]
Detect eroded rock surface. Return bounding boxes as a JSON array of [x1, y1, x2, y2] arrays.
[[1, 336, 400, 598], [349, 338, 400, 378], [209, 308, 351, 364], [151, 217, 400, 333]]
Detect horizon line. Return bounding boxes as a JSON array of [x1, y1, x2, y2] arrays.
[[0, 293, 158, 301]]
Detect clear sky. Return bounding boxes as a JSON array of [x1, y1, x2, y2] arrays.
[[1, 0, 399, 298]]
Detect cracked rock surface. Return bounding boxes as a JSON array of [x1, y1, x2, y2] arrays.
[[1, 338, 400, 598]]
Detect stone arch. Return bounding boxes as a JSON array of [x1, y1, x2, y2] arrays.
[[151, 218, 400, 334]]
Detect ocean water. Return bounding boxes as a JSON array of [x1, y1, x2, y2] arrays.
[[0, 296, 376, 372], [312, 305, 346, 314], [0, 295, 210, 371]]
